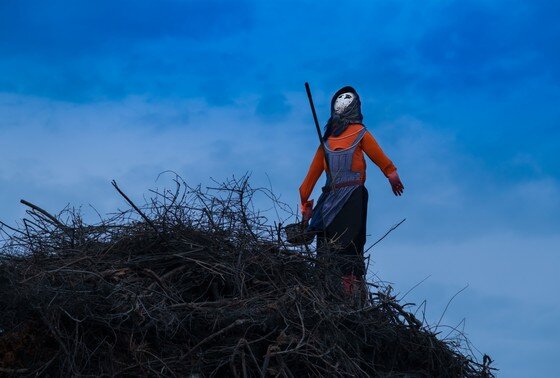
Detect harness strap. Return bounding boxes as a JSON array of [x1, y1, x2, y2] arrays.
[[325, 127, 367, 152], [322, 179, 364, 193]]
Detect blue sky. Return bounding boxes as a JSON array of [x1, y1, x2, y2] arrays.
[[1, 1, 559, 376]]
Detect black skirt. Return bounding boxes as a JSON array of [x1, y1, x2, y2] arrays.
[[316, 185, 368, 277]]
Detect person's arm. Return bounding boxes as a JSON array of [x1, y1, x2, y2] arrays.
[[362, 131, 404, 196], [299, 146, 325, 217]]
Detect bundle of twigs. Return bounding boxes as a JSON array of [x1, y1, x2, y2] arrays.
[[0, 175, 494, 377]]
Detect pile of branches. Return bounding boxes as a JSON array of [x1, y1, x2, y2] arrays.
[[0, 176, 494, 377]]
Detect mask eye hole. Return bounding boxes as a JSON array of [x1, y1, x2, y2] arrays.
[[344, 94, 351, 99]]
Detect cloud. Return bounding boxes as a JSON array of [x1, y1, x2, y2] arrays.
[[0, 93, 303, 223], [2, 92, 558, 248]]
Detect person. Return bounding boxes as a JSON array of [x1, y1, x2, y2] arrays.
[[299, 86, 404, 296]]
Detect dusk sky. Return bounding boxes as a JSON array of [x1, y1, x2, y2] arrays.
[[1, 1, 559, 376]]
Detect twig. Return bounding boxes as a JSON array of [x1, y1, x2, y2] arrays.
[[186, 318, 249, 356], [111, 180, 159, 233], [20, 199, 74, 238], [399, 274, 432, 301], [364, 218, 406, 253], [436, 284, 469, 329]]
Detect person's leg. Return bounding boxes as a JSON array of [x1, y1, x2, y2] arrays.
[[356, 186, 368, 275], [328, 187, 367, 275], [325, 186, 368, 295]]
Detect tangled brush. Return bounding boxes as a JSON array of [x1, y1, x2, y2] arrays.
[[0, 175, 494, 377]]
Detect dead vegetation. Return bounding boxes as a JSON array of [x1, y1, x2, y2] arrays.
[[0, 175, 494, 377]]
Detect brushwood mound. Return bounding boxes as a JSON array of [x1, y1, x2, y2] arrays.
[[0, 177, 494, 377]]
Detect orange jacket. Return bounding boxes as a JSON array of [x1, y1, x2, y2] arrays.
[[299, 124, 396, 206]]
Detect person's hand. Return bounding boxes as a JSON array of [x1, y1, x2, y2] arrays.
[[387, 171, 404, 196], [301, 200, 314, 223]]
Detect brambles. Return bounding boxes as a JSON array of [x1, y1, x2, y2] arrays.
[[0, 175, 494, 377]]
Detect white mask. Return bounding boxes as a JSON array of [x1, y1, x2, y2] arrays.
[[333, 92, 355, 114]]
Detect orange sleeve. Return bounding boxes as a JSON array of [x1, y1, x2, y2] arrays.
[[299, 146, 325, 205], [362, 131, 397, 177]]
